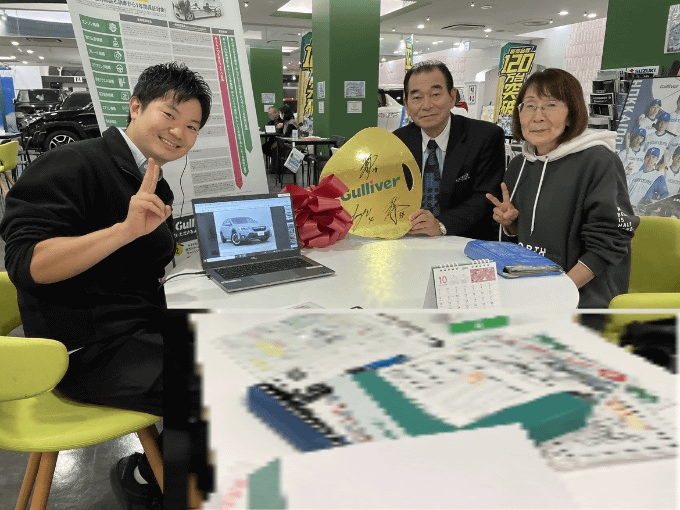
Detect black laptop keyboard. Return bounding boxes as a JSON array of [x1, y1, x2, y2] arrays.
[[215, 257, 315, 280]]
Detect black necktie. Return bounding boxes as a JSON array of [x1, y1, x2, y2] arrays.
[[422, 139, 441, 217]]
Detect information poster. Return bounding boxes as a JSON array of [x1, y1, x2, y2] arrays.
[[494, 43, 536, 135], [66, 0, 268, 261]]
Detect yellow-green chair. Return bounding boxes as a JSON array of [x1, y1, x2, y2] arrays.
[[0, 140, 19, 196], [602, 293, 679, 345], [628, 216, 680, 293], [0, 272, 22, 335], [0, 335, 163, 510]]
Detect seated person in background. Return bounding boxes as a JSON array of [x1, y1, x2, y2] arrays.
[[277, 103, 298, 137], [262, 105, 280, 157], [487, 68, 638, 309], [0, 62, 212, 508], [393, 60, 504, 240]]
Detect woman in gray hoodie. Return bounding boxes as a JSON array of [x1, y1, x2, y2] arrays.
[[487, 68, 639, 308]]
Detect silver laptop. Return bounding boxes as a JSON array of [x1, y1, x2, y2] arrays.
[[191, 193, 335, 292]]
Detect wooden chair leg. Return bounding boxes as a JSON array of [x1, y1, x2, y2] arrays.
[[15, 452, 42, 510], [187, 473, 204, 509], [30, 451, 58, 510], [138, 426, 164, 492]]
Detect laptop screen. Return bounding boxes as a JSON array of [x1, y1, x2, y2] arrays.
[[192, 194, 298, 264]]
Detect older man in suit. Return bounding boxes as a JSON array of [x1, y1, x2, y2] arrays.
[[393, 60, 505, 240]]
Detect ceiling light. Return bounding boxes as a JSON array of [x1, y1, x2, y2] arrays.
[[559, 10, 568, 15], [583, 11, 587, 16], [485, 34, 488, 37], [549, 19, 554, 23], [417, 24, 424, 29], [438, 40, 443, 43], [381, 57, 386, 61], [11, 41, 18, 46], [22, 61, 27, 64], [26, 50, 33, 54], [415, 39, 419, 42], [480, 5, 492, 9], [297, 32, 301, 36], [433, 41, 438, 45], [283, 65, 288, 69], [587, 12, 596, 18], [392, 28, 396, 31], [39, 56, 44, 60], [379, 37, 385, 40], [393, 50, 400, 54], [244, 1, 249, 6], [483, 28, 492, 32], [470, 1, 475, 5], [0, 56, 15, 59]]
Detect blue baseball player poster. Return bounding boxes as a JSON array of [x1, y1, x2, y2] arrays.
[[616, 76, 680, 218]]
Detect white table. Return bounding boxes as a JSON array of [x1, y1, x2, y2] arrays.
[[193, 310, 678, 510], [165, 235, 580, 309]]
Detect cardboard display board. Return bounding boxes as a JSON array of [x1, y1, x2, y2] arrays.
[[319, 127, 421, 239]]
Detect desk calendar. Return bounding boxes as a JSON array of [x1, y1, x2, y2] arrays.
[[431, 260, 500, 309]]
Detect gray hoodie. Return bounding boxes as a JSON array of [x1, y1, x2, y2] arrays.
[[502, 129, 639, 308]]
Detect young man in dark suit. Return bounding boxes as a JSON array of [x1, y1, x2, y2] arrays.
[[393, 60, 505, 240]]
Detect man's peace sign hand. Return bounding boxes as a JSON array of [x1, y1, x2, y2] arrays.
[[122, 157, 172, 241]]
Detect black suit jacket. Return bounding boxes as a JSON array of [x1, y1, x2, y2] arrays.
[[393, 114, 505, 240]]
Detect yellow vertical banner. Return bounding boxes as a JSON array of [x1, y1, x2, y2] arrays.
[[405, 35, 413, 71], [297, 32, 313, 134], [494, 43, 536, 135]]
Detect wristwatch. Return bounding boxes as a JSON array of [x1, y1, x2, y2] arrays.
[[438, 221, 447, 236]]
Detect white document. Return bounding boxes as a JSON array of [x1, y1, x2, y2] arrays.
[[281, 425, 577, 509]]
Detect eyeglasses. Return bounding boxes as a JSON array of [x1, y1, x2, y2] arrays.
[[517, 101, 566, 115]]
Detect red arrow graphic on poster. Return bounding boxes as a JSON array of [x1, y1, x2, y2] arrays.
[[213, 35, 243, 189]]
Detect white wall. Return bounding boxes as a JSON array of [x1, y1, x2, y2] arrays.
[[8, 67, 44, 95], [378, 18, 607, 120]]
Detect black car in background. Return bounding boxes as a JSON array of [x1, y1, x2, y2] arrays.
[[23, 91, 101, 152], [14, 88, 64, 129]]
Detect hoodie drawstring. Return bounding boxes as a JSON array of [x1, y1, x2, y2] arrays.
[[530, 157, 549, 235], [498, 155, 548, 240]]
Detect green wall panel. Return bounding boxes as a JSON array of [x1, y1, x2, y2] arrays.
[[312, 0, 380, 141], [249, 48, 283, 127], [602, 1, 678, 72]]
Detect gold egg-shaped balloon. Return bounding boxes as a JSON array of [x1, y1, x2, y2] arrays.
[[319, 127, 422, 239]]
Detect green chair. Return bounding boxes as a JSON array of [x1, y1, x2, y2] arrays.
[[628, 216, 680, 293], [0, 272, 22, 336], [0, 140, 19, 196], [0, 336, 163, 510]]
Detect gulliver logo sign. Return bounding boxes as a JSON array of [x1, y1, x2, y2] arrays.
[[319, 127, 421, 239]]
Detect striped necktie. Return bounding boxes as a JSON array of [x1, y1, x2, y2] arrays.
[[421, 139, 441, 217]]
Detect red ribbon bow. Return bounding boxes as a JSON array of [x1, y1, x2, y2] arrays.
[[281, 174, 353, 248]]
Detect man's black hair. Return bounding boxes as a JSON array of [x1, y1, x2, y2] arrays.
[[127, 62, 212, 128], [403, 60, 454, 101]]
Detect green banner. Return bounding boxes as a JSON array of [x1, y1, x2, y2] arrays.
[[83, 31, 123, 49], [86, 44, 125, 63], [97, 88, 131, 102], [221, 35, 250, 176], [103, 115, 128, 128], [92, 71, 129, 89], [79, 14, 120, 35], [90, 59, 127, 75]]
